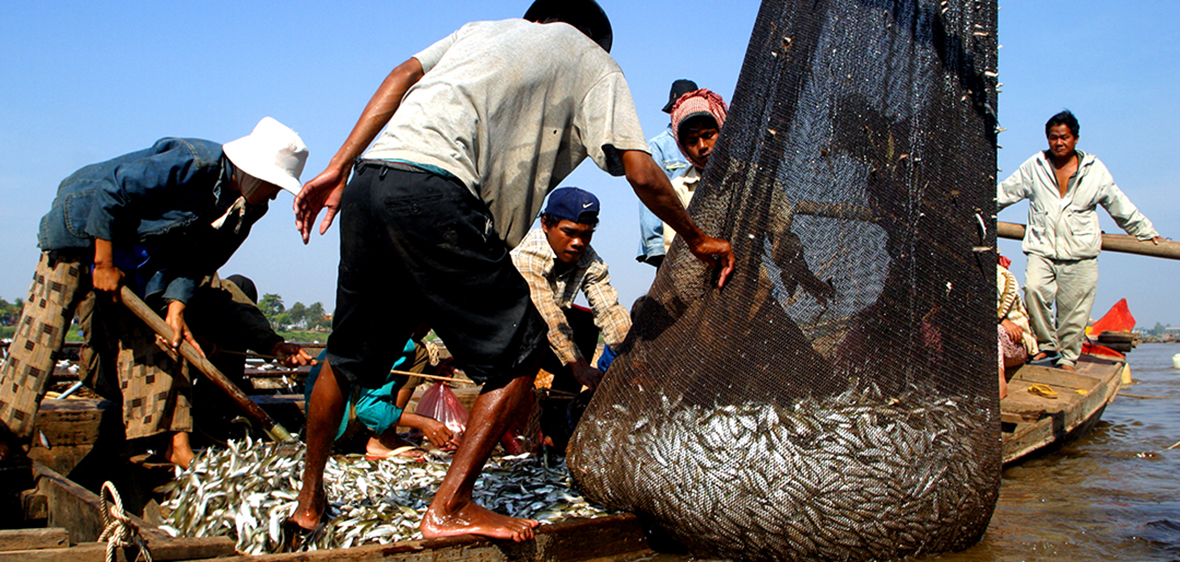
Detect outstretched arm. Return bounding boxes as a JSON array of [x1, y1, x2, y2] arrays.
[[398, 411, 459, 450], [512, 249, 601, 388], [295, 58, 426, 243], [622, 150, 735, 287]]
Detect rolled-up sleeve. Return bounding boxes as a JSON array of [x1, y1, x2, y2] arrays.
[[412, 27, 461, 73], [576, 72, 649, 177], [512, 241, 582, 366], [582, 259, 631, 349]]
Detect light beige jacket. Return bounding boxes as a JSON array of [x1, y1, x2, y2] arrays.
[[997, 150, 1157, 260]]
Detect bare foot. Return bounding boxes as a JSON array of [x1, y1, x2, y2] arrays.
[[289, 485, 327, 531], [370, 431, 414, 453], [365, 436, 424, 460], [421, 501, 539, 543], [165, 432, 195, 469], [1059, 364, 1077, 372]]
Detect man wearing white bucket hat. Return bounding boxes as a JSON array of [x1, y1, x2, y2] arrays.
[[0, 117, 309, 468]]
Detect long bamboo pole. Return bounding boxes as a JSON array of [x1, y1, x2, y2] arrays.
[[119, 286, 295, 442], [997, 221, 1180, 261]]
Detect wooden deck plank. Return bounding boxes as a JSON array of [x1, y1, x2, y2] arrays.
[[1001, 353, 1125, 465], [33, 462, 170, 544], [1014, 366, 1099, 389], [0, 537, 236, 562], [0, 528, 69, 552], [29, 399, 120, 477], [185, 514, 648, 562]]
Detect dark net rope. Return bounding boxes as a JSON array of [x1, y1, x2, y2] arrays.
[[569, 1, 1000, 560]]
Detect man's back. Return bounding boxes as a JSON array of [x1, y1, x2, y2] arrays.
[[366, 19, 647, 246]]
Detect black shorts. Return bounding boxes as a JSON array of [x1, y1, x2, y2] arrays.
[[325, 160, 546, 390]]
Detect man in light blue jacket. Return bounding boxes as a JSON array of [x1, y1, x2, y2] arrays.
[[998, 110, 1163, 371], [636, 79, 697, 268]]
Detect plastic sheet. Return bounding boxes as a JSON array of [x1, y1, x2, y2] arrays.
[[415, 382, 469, 436]]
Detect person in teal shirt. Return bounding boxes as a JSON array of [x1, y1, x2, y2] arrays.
[[305, 329, 458, 458]]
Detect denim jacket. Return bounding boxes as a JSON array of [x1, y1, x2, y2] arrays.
[[636, 126, 691, 263], [36, 137, 264, 304]]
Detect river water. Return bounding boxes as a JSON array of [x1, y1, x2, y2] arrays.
[[930, 342, 1180, 561]]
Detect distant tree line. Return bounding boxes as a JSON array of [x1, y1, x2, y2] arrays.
[[1, 293, 331, 332], [257, 294, 331, 331], [0, 297, 22, 327], [1146, 322, 1173, 337]]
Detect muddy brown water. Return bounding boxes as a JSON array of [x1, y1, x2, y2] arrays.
[[929, 342, 1180, 562], [631, 343, 1180, 562]]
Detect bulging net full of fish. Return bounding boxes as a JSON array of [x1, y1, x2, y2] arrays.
[[570, 384, 997, 561], [157, 438, 612, 554], [569, 0, 1001, 559]]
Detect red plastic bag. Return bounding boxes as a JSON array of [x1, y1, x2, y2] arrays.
[[415, 382, 469, 436]]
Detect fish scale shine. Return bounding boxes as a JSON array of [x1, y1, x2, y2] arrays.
[[570, 384, 998, 562], [159, 436, 614, 554]]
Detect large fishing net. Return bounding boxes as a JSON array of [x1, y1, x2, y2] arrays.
[[568, 0, 1000, 560]]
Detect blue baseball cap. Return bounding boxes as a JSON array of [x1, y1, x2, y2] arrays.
[[544, 187, 600, 225]]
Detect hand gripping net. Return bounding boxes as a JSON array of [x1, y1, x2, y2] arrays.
[[568, 1, 1001, 560]]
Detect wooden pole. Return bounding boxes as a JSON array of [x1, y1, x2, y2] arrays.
[[997, 221, 1180, 261], [118, 286, 295, 442]]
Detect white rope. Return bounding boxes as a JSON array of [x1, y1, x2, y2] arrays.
[[98, 481, 153, 562], [424, 340, 441, 366]]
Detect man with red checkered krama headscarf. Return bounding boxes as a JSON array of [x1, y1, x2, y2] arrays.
[[661, 89, 729, 254]]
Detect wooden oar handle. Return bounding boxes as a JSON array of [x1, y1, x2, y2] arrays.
[[389, 368, 476, 386], [119, 286, 294, 442], [998, 221, 1180, 260]]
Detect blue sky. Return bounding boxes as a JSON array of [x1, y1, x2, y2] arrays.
[[1, 1, 1177, 328]]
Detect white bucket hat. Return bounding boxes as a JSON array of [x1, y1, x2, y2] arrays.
[[222, 117, 308, 196]]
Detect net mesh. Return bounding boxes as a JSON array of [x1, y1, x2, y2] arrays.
[[567, 0, 1000, 560]]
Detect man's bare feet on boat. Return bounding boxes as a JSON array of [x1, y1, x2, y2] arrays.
[[164, 431, 195, 469], [421, 500, 539, 542], [289, 487, 327, 531]]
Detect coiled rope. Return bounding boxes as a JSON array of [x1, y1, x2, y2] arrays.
[[424, 339, 441, 366], [98, 481, 153, 562]]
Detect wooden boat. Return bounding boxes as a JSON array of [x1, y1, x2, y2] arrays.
[[0, 387, 657, 562], [999, 299, 1137, 466], [999, 352, 1126, 465], [1, 298, 1142, 558], [1, 404, 657, 562]]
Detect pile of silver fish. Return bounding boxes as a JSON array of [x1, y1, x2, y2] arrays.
[[158, 438, 612, 554], [569, 384, 999, 562]]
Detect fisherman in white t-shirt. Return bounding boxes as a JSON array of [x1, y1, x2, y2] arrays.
[[288, 0, 735, 544]]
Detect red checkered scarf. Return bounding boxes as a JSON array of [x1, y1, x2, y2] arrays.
[[670, 89, 728, 163]]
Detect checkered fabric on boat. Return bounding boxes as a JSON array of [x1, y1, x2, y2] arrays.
[[568, 1, 1001, 560], [84, 299, 193, 439], [0, 252, 88, 439]]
